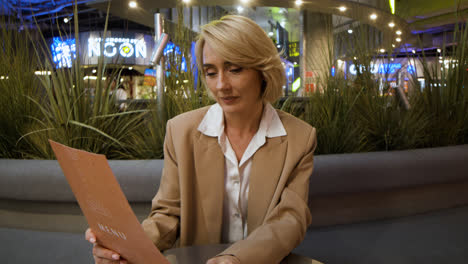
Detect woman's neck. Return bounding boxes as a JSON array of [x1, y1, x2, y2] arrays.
[[224, 102, 264, 138]]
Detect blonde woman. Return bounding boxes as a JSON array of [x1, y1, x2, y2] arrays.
[[87, 15, 317, 264]]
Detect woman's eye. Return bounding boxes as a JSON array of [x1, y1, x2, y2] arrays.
[[206, 72, 217, 77], [228, 67, 243, 74]]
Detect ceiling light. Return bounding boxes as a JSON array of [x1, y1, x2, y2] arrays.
[[388, 22, 395, 28], [241, 0, 249, 3], [396, 37, 401, 42], [63, 17, 69, 23], [339, 6, 347, 12], [268, 32, 274, 36], [392, 44, 396, 48], [182, 0, 190, 3], [129, 1, 137, 8], [348, 29, 353, 34], [237, 6, 244, 13], [439, 56, 443, 60], [370, 13, 377, 20], [295, 0, 303, 6], [396, 30, 402, 35], [437, 48, 442, 53], [379, 49, 385, 53], [412, 50, 416, 54], [353, 57, 357, 60]]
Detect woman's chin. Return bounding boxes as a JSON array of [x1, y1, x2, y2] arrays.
[[219, 103, 241, 114]]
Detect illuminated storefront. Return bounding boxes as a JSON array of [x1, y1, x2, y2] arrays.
[[50, 31, 161, 99], [50, 31, 155, 67]]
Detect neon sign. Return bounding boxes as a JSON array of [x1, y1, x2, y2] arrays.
[[292, 77, 301, 92], [164, 42, 187, 72], [51, 37, 76, 68], [349, 63, 415, 75], [389, 0, 395, 14], [88, 37, 147, 59]]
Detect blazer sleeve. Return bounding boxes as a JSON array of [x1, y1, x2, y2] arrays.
[[221, 127, 317, 264], [141, 120, 181, 251]]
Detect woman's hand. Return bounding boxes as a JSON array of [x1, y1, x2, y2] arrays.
[[206, 255, 241, 264], [85, 228, 128, 264]]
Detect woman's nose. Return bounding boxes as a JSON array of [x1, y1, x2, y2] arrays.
[[216, 72, 229, 90]]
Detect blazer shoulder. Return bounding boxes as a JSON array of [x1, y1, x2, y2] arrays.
[[276, 109, 315, 133], [277, 109, 316, 152], [169, 105, 211, 129]]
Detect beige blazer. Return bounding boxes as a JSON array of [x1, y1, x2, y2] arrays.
[[142, 105, 317, 264]]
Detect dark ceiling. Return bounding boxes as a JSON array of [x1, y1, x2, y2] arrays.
[[1, 0, 466, 50], [0, 0, 152, 36]]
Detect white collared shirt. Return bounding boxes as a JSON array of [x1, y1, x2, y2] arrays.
[[197, 103, 287, 243]]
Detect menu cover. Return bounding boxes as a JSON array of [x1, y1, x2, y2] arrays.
[[49, 140, 170, 264]]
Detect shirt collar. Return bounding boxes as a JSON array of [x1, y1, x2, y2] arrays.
[[197, 103, 287, 138]]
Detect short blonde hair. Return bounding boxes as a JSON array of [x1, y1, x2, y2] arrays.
[[195, 15, 285, 103]]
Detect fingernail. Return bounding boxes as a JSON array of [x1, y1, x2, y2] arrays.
[[89, 238, 96, 243], [112, 254, 120, 260]]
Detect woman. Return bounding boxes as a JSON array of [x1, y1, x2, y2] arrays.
[[87, 15, 317, 264]]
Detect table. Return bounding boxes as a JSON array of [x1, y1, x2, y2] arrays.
[[164, 244, 323, 264]]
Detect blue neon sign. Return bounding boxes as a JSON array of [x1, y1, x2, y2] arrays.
[[164, 42, 187, 72], [349, 63, 416, 75], [51, 37, 77, 68]]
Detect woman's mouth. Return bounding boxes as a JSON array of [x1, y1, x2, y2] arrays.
[[220, 96, 239, 104]]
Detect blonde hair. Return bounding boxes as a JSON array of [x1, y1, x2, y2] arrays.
[[195, 15, 285, 103]]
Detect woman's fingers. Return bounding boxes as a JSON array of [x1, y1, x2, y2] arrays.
[[85, 228, 96, 243], [94, 255, 128, 264], [86, 228, 128, 264], [93, 244, 121, 260]]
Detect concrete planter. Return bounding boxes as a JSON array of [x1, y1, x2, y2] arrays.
[[1, 144, 468, 232], [0, 159, 163, 202]]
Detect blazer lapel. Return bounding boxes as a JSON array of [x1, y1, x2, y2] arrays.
[[247, 136, 288, 232], [193, 133, 224, 242]]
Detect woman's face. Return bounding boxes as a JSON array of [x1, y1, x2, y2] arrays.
[[202, 42, 263, 115]]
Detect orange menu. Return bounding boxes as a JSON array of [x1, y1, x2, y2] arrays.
[[49, 140, 170, 264]]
